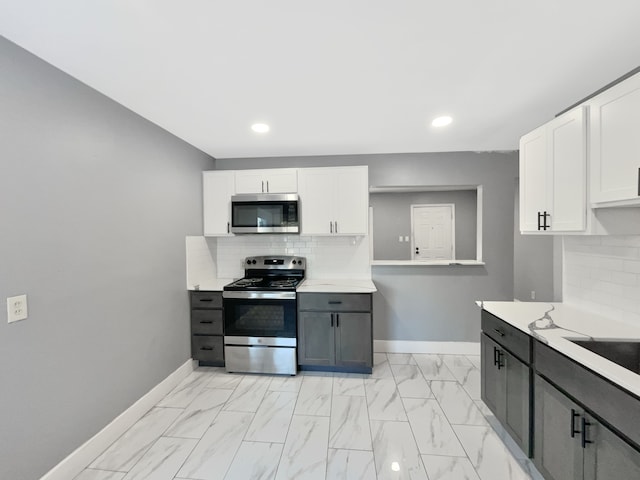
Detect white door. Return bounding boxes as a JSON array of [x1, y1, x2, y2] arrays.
[[411, 205, 454, 260]]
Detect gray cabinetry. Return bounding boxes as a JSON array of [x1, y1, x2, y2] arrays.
[[298, 293, 373, 373], [535, 375, 640, 480], [480, 310, 532, 456], [190, 291, 224, 366]]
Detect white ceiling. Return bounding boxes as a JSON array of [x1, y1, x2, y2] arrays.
[[2, 1, 640, 159]]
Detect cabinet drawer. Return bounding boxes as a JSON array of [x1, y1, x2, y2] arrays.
[[298, 293, 371, 312], [191, 335, 224, 363], [481, 310, 531, 364], [535, 340, 640, 449], [191, 309, 223, 335], [190, 291, 223, 309]]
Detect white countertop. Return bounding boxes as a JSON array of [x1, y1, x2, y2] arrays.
[[480, 301, 640, 398], [188, 278, 235, 291], [297, 278, 377, 293]]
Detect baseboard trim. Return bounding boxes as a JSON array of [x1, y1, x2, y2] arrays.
[[40, 359, 196, 480], [374, 340, 480, 355]]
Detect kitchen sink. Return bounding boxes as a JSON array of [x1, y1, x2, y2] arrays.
[[570, 339, 640, 375]]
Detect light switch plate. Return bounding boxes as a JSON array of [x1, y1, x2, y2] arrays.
[[7, 294, 28, 323]]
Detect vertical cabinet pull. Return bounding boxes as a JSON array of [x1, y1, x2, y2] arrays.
[[570, 409, 581, 438], [537, 211, 543, 231], [266, 180, 269, 192], [261, 180, 265, 193], [336, 313, 340, 328], [537, 211, 551, 231], [227, 221, 230, 233], [330, 313, 334, 327], [497, 350, 505, 369], [637, 167, 640, 196], [334, 221, 338, 233], [330, 222, 333, 233], [581, 417, 593, 448]]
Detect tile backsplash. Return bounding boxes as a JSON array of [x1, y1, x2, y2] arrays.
[[216, 234, 371, 280], [563, 235, 640, 325]]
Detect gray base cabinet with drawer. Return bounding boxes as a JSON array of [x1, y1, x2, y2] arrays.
[[480, 310, 532, 457], [298, 293, 373, 373], [533, 341, 640, 480], [190, 291, 224, 366]]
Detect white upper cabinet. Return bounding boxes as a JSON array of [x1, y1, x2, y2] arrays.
[[203, 171, 235, 236], [590, 72, 640, 206], [234, 168, 298, 194], [519, 106, 587, 233], [298, 166, 369, 236]]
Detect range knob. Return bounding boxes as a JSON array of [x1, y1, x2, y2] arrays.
[[252, 259, 257, 264], [246, 259, 252, 265], [292, 260, 297, 265]]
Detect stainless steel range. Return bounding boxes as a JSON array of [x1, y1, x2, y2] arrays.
[[223, 255, 305, 375]]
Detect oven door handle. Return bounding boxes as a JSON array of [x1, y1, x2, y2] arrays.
[[223, 291, 296, 300]]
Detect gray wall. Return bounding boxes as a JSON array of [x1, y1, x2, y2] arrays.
[[370, 190, 477, 260], [0, 38, 214, 479], [217, 152, 518, 342], [513, 183, 556, 301]]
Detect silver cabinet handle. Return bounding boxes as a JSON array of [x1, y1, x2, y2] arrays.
[[267, 180, 269, 192], [334, 221, 338, 233], [330, 221, 333, 233], [261, 180, 264, 193], [227, 221, 230, 234]]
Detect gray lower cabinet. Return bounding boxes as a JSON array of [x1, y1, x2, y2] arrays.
[[534, 375, 640, 480], [190, 291, 224, 366], [481, 332, 531, 456], [297, 293, 373, 373]]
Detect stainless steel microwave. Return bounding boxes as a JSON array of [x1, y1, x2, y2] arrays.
[[230, 194, 300, 234]]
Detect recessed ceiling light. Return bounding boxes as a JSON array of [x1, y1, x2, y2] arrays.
[[251, 123, 270, 133], [431, 116, 453, 127]]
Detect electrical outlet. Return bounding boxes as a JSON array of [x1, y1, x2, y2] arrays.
[[531, 291, 536, 300], [404, 236, 409, 242], [398, 235, 403, 242], [7, 294, 28, 323]]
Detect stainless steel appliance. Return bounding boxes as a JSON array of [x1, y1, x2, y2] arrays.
[[230, 194, 300, 234], [223, 255, 305, 375]]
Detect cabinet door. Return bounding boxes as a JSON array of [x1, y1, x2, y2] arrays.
[[519, 125, 548, 232], [335, 166, 369, 235], [583, 414, 640, 480], [234, 170, 266, 194], [533, 375, 583, 480], [590, 72, 640, 204], [203, 171, 234, 236], [335, 312, 372, 368], [298, 168, 335, 235], [503, 349, 531, 456], [481, 333, 504, 416], [549, 107, 587, 231], [263, 169, 298, 193], [297, 311, 335, 366]]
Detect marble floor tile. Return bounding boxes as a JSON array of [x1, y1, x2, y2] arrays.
[[275, 415, 329, 480], [222, 375, 271, 413], [176, 411, 254, 480], [294, 375, 333, 416], [403, 398, 466, 457], [327, 449, 376, 480], [245, 390, 297, 443], [268, 374, 303, 392], [89, 407, 182, 472], [157, 371, 211, 408], [122, 437, 197, 480], [370, 420, 428, 480], [164, 388, 233, 439], [74, 470, 126, 480], [466, 355, 482, 370], [430, 381, 487, 426], [390, 364, 433, 398], [365, 378, 407, 421], [421, 455, 481, 480], [206, 372, 244, 389], [453, 425, 534, 480], [386, 353, 417, 365], [413, 354, 457, 381], [370, 353, 394, 378], [442, 355, 481, 400], [224, 441, 283, 480], [333, 374, 365, 396], [329, 395, 372, 450]]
